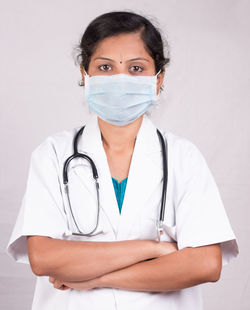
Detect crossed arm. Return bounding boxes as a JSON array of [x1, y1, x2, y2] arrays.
[[27, 236, 222, 292]]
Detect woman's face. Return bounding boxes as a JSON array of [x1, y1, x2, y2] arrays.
[[80, 32, 164, 95]]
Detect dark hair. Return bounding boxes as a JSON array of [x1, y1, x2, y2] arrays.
[[74, 11, 170, 74]]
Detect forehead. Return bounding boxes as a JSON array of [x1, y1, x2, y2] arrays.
[[92, 32, 152, 59]]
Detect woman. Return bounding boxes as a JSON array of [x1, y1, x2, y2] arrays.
[[7, 11, 238, 310]]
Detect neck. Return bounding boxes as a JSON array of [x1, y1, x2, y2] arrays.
[[97, 115, 144, 153]]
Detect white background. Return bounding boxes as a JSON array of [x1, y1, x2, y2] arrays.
[[0, 0, 249, 309]]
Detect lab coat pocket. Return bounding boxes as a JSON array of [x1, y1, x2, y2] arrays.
[[63, 164, 111, 241], [64, 207, 112, 242]]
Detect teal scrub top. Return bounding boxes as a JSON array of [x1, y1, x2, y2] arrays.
[[111, 177, 128, 214]]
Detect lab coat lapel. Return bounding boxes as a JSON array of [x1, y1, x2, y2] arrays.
[[77, 114, 120, 235], [116, 115, 163, 240], [76, 113, 163, 239]]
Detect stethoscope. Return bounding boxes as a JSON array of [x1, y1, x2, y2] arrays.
[[63, 125, 168, 242]]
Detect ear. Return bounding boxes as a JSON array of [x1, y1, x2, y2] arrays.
[[80, 66, 85, 86], [156, 69, 165, 95]]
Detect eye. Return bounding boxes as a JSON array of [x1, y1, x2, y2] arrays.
[[98, 64, 112, 72], [130, 65, 143, 73]]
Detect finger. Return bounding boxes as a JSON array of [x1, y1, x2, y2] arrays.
[[49, 277, 55, 284], [60, 285, 70, 290], [58, 284, 71, 290], [54, 280, 63, 289]]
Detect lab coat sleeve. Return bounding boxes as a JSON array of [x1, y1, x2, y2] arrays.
[[175, 141, 239, 266], [6, 138, 68, 264]]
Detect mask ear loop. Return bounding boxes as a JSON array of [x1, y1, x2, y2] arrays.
[[156, 69, 162, 77], [155, 69, 164, 96], [79, 68, 89, 86], [83, 69, 92, 115], [84, 69, 88, 76]]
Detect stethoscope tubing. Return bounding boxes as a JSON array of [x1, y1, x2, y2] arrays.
[[63, 125, 168, 238]]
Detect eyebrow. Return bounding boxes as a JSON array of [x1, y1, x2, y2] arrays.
[[93, 57, 150, 63]]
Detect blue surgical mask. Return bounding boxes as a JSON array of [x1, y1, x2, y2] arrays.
[[84, 70, 161, 126]]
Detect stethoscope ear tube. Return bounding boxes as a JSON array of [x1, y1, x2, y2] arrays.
[[156, 129, 168, 223], [73, 126, 85, 154], [63, 126, 99, 185]]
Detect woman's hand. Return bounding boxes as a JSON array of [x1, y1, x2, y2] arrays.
[[49, 277, 69, 290], [49, 276, 101, 291], [157, 241, 178, 257]]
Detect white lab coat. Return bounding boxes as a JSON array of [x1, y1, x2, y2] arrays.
[[6, 113, 238, 310]]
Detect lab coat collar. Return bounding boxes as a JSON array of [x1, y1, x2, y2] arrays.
[[78, 113, 162, 155], [77, 113, 163, 238]]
